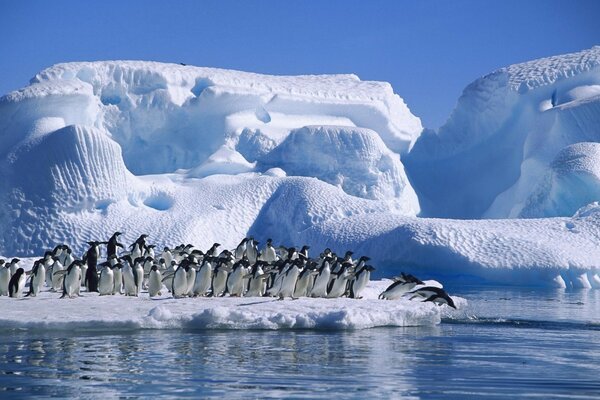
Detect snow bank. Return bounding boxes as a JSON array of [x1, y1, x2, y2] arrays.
[[260, 125, 418, 206], [406, 46, 600, 219], [0, 281, 443, 331]]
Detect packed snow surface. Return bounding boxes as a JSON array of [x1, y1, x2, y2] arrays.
[[1, 49, 600, 288], [0, 280, 454, 331]]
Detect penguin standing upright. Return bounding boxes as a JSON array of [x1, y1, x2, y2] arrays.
[[130, 234, 149, 261], [121, 256, 137, 296], [50, 257, 64, 292], [0, 260, 9, 296], [327, 263, 354, 298], [171, 261, 189, 298], [260, 239, 278, 264], [245, 239, 259, 265], [193, 258, 214, 297], [26, 260, 46, 297], [106, 231, 124, 259], [349, 265, 375, 299], [148, 265, 163, 297], [132, 257, 144, 296], [98, 263, 115, 296], [8, 267, 26, 298], [234, 238, 248, 261], [8, 258, 21, 277], [84, 241, 102, 293], [60, 261, 83, 299]]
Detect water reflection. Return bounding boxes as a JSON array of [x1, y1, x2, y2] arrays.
[[0, 287, 598, 398]]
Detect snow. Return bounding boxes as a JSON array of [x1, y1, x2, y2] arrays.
[[405, 46, 600, 219], [0, 280, 452, 331], [0, 49, 600, 290]]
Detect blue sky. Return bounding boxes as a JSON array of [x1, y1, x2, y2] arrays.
[[0, 0, 598, 128]]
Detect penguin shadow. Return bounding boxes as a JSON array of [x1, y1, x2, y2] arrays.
[[237, 299, 280, 307]]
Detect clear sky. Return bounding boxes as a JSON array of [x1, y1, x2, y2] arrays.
[[0, 0, 598, 128]]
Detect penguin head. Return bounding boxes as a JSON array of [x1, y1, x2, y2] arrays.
[[14, 267, 24, 276], [11, 258, 20, 264], [151, 265, 159, 272], [266, 238, 272, 245], [366, 266, 376, 272]]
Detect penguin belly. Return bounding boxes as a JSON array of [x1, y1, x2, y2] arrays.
[[98, 268, 114, 296], [148, 270, 163, 297], [172, 269, 188, 298], [211, 270, 228, 297], [63, 267, 82, 298], [0, 268, 9, 296]]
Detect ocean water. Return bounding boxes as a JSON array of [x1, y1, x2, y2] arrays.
[[0, 287, 599, 399]]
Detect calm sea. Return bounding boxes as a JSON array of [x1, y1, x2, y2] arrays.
[[0, 286, 599, 399]]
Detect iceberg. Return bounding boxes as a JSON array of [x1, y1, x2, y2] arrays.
[[406, 46, 600, 219]]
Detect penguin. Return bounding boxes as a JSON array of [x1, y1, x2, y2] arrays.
[[206, 243, 221, 258], [327, 263, 354, 298], [121, 256, 137, 296], [112, 262, 124, 295], [50, 257, 64, 291], [106, 231, 124, 259], [171, 262, 189, 298], [310, 257, 332, 298], [8, 267, 26, 298], [84, 241, 102, 292], [226, 258, 250, 297], [193, 257, 214, 297], [349, 265, 375, 299], [293, 262, 318, 298], [266, 261, 291, 297], [245, 262, 268, 297], [59, 261, 82, 299], [185, 258, 197, 297], [245, 239, 259, 265], [408, 286, 457, 309], [8, 258, 21, 277], [0, 260, 9, 296], [161, 247, 173, 267], [147, 265, 163, 297], [299, 245, 310, 259], [98, 263, 115, 296], [132, 257, 145, 296], [378, 273, 424, 300], [130, 234, 149, 261], [278, 259, 302, 299], [142, 256, 154, 289], [234, 238, 248, 261], [260, 239, 278, 264], [211, 253, 233, 297], [145, 244, 156, 259], [26, 260, 45, 297], [43, 251, 55, 288]]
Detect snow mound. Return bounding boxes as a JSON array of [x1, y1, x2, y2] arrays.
[[0, 281, 443, 331], [259, 125, 419, 204], [520, 143, 600, 217], [8, 61, 421, 176], [406, 46, 600, 218]]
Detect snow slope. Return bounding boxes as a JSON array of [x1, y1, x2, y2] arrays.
[[406, 46, 600, 219]]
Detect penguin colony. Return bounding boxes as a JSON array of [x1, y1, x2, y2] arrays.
[[0, 233, 456, 308]]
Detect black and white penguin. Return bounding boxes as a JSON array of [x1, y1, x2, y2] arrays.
[[132, 257, 145, 296], [206, 243, 221, 258], [245, 262, 268, 297], [278, 259, 303, 299], [310, 256, 332, 298], [112, 262, 124, 295], [106, 231, 124, 259], [245, 239, 259, 265], [260, 239, 278, 264], [0, 260, 9, 296], [293, 261, 318, 298], [192, 257, 214, 297], [349, 265, 375, 299], [50, 257, 64, 292], [408, 286, 457, 309], [226, 258, 250, 297], [8, 258, 21, 277], [211, 254, 233, 297], [327, 263, 354, 298], [234, 238, 248, 261], [26, 260, 46, 297], [378, 273, 424, 300], [121, 256, 137, 296], [299, 245, 310, 260], [8, 267, 26, 298], [171, 261, 189, 298], [84, 241, 102, 293], [130, 234, 149, 261], [60, 261, 83, 299], [148, 265, 163, 297], [98, 262, 115, 296]]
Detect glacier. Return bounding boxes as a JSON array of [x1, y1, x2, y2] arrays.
[[0, 48, 600, 288]]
